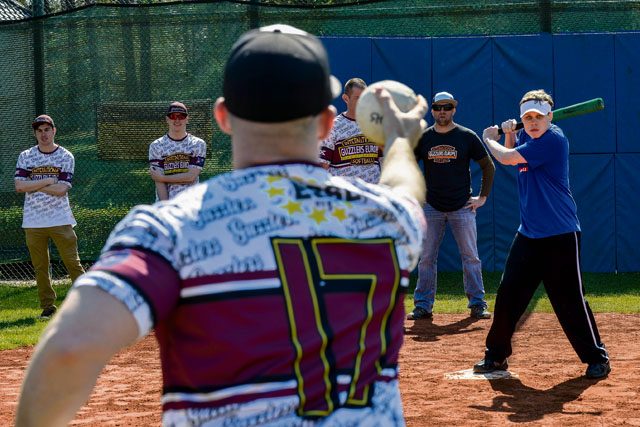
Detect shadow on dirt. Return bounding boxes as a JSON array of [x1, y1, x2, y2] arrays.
[[469, 376, 604, 422], [404, 316, 485, 342]]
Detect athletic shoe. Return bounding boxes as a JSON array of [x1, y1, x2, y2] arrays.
[[473, 358, 508, 373], [585, 361, 611, 379], [406, 307, 432, 320], [39, 305, 57, 319], [470, 305, 492, 319]]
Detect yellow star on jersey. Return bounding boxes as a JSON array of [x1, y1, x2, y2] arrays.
[[266, 186, 285, 198], [282, 200, 303, 215], [309, 208, 327, 224], [332, 208, 347, 221], [267, 175, 282, 183]]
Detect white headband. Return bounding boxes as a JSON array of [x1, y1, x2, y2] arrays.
[[520, 99, 552, 118]]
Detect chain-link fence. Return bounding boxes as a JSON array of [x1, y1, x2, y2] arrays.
[[3, 0, 640, 281]]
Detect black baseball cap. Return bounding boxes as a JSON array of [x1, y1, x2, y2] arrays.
[[32, 114, 55, 129], [166, 101, 188, 116], [223, 24, 341, 123]]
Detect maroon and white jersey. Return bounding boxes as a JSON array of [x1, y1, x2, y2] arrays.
[[14, 145, 76, 228], [149, 133, 207, 199], [74, 163, 425, 426], [319, 113, 383, 184]]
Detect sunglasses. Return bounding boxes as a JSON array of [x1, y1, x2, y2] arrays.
[[167, 113, 188, 120], [432, 104, 454, 112]]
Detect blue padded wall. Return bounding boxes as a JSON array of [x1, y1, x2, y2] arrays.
[[614, 34, 640, 154], [371, 38, 431, 99], [570, 155, 616, 272], [321, 37, 372, 113], [553, 34, 616, 154], [615, 154, 640, 272], [318, 32, 640, 272]]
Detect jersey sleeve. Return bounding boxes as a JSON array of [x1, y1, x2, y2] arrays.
[[470, 131, 490, 161], [74, 204, 182, 337], [149, 140, 163, 169], [319, 130, 336, 165], [190, 138, 206, 169], [104, 204, 178, 265], [58, 150, 74, 188], [14, 151, 29, 181], [74, 248, 180, 338]]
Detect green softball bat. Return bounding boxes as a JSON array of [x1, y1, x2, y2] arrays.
[[551, 98, 605, 122], [498, 98, 605, 134]]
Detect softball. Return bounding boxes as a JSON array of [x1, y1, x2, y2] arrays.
[[355, 80, 418, 146]]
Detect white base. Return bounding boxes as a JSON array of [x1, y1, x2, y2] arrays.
[[444, 368, 519, 380]]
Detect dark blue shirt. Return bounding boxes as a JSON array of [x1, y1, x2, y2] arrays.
[[514, 124, 580, 238]]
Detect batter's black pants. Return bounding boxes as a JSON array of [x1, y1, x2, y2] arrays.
[[485, 231, 609, 365]]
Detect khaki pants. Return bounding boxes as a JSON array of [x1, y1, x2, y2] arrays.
[[24, 225, 85, 309]]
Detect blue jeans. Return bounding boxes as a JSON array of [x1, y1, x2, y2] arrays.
[[414, 202, 486, 312]]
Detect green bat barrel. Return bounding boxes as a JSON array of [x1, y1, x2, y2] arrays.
[[497, 98, 605, 135], [552, 98, 605, 122]]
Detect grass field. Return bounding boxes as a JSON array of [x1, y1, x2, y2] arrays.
[[1, 272, 639, 351]]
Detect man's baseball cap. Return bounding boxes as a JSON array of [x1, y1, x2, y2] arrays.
[[432, 91, 458, 107], [32, 114, 55, 129], [166, 101, 188, 116], [222, 24, 342, 123]]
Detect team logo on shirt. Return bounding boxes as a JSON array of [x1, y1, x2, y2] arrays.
[[30, 165, 60, 179], [164, 153, 190, 174], [337, 135, 379, 165], [428, 145, 457, 163]]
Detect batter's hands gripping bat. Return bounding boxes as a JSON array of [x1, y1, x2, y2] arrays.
[[497, 98, 605, 135]]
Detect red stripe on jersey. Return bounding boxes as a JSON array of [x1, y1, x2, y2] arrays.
[[182, 270, 278, 288], [14, 168, 30, 178], [90, 248, 181, 323], [162, 386, 296, 411]]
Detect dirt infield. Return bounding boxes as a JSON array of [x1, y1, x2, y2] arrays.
[[1, 313, 638, 426]]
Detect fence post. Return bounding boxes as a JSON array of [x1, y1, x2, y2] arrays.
[[539, 0, 552, 33], [248, 3, 259, 29], [32, 0, 46, 115]]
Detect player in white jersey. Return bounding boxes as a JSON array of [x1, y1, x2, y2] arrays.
[[14, 114, 85, 319], [149, 101, 207, 200], [17, 25, 429, 427], [319, 78, 384, 183]]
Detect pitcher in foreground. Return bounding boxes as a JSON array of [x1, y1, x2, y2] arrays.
[[16, 25, 428, 426]]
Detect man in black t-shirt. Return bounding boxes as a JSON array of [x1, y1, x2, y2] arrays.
[[407, 91, 495, 320]]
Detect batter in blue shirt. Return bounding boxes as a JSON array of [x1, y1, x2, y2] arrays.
[[475, 89, 610, 380]]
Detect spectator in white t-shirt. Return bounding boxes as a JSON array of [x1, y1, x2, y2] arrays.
[[14, 114, 85, 319], [148, 102, 207, 200]]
